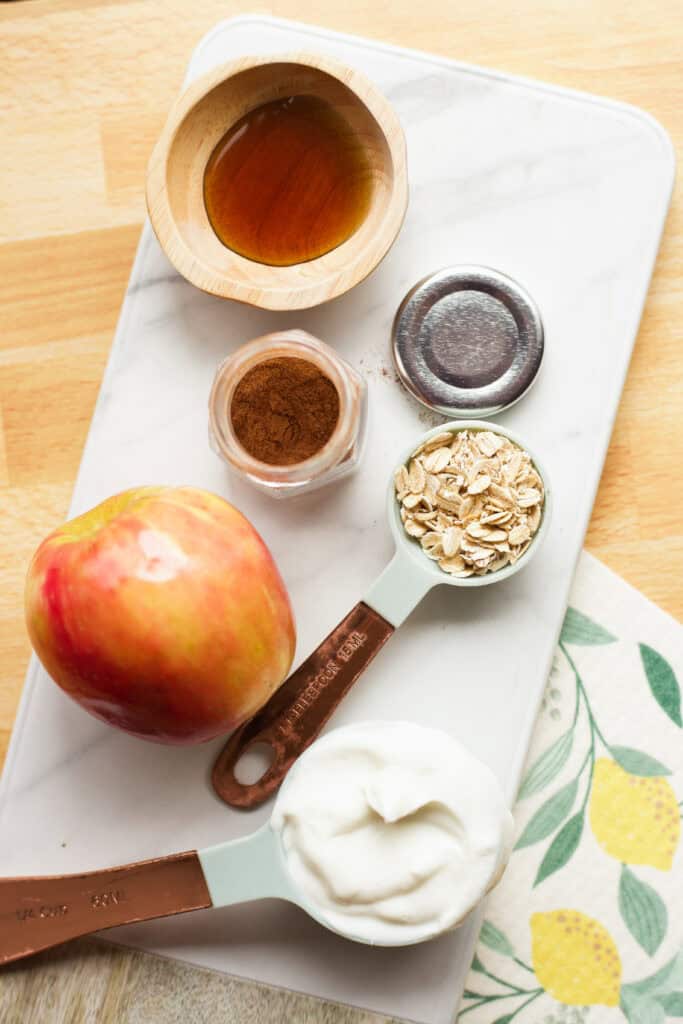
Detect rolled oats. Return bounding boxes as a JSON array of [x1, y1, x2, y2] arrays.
[[395, 429, 544, 578], [468, 474, 491, 495], [482, 528, 508, 543], [402, 492, 422, 510], [421, 532, 444, 559], [442, 526, 463, 557], [466, 521, 489, 539], [508, 523, 531, 546], [412, 431, 454, 457], [438, 554, 467, 574], [404, 518, 427, 538], [518, 486, 542, 508], [408, 460, 426, 494], [394, 465, 409, 497], [476, 431, 505, 457], [423, 447, 453, 473], [413, 510, 438, 523]]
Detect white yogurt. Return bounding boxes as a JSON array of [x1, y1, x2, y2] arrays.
[[271, 721, 513, 945]]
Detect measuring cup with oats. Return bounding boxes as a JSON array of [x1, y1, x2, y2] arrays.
[[213, 420, 551, 809]]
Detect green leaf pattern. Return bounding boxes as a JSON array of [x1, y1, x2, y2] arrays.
[[460, 609, 681, 1024], [657, 992, 683, 1015], [621, 991, 667, 1024], [518, 730, 573, 800], [610, 746, 671, 777], [534, 812, 584, 886], [479, 920, 515, 957], [620, 865, 668, 957], [515, 779, 578, 850], [560, 607, 617, 646], [639, 643, 682, 728], [623, 949, 683, 999]]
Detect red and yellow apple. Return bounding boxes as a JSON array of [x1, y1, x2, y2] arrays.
[[25, 486, 295, 744]]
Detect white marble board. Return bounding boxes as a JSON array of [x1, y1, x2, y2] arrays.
[[0, 16, 674, 1024]]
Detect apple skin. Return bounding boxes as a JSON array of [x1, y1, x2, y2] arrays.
[[25, 486, 296, 744]]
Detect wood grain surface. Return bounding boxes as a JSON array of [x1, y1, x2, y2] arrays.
[[0, 1, 681, 1021]]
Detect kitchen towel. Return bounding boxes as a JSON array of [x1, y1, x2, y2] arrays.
[[461, 551, 683, 1024]]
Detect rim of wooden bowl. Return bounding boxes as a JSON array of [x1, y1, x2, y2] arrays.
[[145, 52, 409, 310]]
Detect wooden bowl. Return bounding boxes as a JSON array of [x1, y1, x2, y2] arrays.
[[146, 53, 408, 311]]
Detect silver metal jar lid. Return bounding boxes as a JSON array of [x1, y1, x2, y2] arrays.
[[392, 265, 544, 418]]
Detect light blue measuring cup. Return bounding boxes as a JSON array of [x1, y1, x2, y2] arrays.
[[213, 419, 551, 809]]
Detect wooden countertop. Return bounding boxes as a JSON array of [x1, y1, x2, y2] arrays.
[[0, 1, 680, 1020]]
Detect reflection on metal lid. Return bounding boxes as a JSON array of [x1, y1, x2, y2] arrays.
[[392, 266, 544, 417]]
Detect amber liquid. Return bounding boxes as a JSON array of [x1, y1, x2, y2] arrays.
[[203, 95, 374, 267]]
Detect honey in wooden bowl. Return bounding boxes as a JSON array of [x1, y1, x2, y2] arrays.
[[146, 54, 408, 310], [203, 95, 374, 267]]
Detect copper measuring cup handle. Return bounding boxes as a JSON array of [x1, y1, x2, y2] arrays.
[[212, 602, 395, 809], [0, 852, 211, 966], [212, 421, 551, 811]]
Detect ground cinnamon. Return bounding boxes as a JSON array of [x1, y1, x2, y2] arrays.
[[230, 357, 340, 466]]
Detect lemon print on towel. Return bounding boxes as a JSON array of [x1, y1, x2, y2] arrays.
[[590, 758, 680, 870], [531, 910, 621, 1006]]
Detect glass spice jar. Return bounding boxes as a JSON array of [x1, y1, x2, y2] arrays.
[[209, 330, 367, 498]]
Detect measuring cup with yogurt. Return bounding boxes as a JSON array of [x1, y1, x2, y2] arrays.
[[0, 722, 512, 961], [213, 420, 551, 809]]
